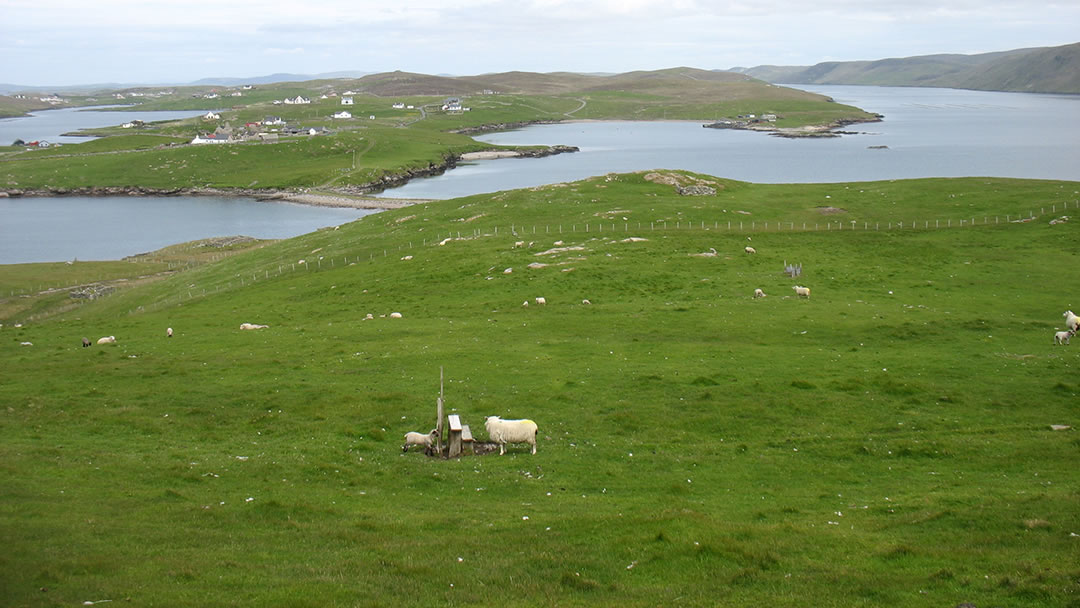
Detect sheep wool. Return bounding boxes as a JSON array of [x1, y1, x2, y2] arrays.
[[484, 416, 539, 455]]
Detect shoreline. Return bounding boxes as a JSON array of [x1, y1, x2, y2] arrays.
[[0, 186, 435, 210]]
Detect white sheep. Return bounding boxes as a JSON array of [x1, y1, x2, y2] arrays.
[[582, 299, 591, 305], [96, 335, 116, 344], [522, 300, 529, 308], [239, 323, 268, 330], [403, 429, 439, 454], [792, 286, 811, 298], [745, 246, 756, 254], [389, 312, 403, 319], [535, 296, 546, 306], [513, 241, 525, 248], [484, 416, 538, 455], [167, 327, 173, 338], [754, 288, 766, 298], [1064, 310, 1080, 331], [1054, 329, 1075, 345]]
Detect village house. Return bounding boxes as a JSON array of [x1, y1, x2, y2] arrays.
[[204, 111, 221, 120], [283, 96, 311, 105], [332, 110, 352, 119], [263, 116, 284, 125], [341, 96, 354, 105], [392, 102, 405, 109]]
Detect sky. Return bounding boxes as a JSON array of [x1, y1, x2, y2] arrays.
[[2, 0, 1078, 86]]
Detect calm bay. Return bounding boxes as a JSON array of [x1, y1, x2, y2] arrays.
[[4, 85, 1078, 263], [0, 196, 375, 264], [379, 85, 1080, 199]]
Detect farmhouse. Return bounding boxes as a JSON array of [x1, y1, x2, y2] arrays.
[[283, 96, 311, 105], [332, 110, 352, 119], [341, 96, 354, 105]]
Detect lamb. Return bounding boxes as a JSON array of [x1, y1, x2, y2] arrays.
[[389, 312, 403, 319], [535, 297, 546, 306], [403, 429, 439, 454], [753, 288, 766, 298], [96, 335, 116, 344], [582, 299, 591, 305], [82, 337, 91, 348], [239, 323, 268, 330], [167, 327, 173, 338], [792, 286, 811, 298], [484, 416, 539, 455], [514, 241, 525, 248], [1054, 329, 1075, 345], [522, 300, 529, 307], [745, 246, 756, 254], [1064, 310, 1080, 331]]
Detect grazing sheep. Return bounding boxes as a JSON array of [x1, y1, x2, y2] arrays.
[[239, 323, 268, 330], [754, 288, 766, 298], [535, 297, 546, 306], [792, 286, 811, 298], [82, 337, 91, 348], [484, 416, 539, 455], [522, 301, 529, 308], [513, 241, 525, 248], [403, 429, 439, 454], [167, 327, 173, 338], [389, 312, 403, 319], [582, 299, 591, 305], [97, 336, 116, 344], [745, 246, 756, 254], [691, 248, 718, 258], [364, 313, 374, 320], [1064, 311, 1080, 331], [1054, 329, 1075, 345]]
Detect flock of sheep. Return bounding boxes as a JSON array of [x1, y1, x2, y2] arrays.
[[403, 416, 538, 456]]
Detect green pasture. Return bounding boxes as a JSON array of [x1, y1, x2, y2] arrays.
[[1, 174, 1078, 607]]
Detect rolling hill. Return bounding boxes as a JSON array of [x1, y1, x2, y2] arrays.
[[732, 42, 1080, 93]]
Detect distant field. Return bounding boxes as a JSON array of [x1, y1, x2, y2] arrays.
[[2, 173, 1078, 607], [1, 68, 876, 195]]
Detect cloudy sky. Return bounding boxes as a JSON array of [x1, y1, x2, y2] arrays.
[[2, 0, 1078, 86]]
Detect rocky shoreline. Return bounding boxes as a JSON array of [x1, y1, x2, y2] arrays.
[[0, 145, 579, 209]]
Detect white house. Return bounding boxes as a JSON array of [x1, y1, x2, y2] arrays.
[[341, 96, 354, 105], [191, 133, 231, 144], [332, 110, 352, 119], [283, 96, 311, 105], [263, 116, 284, 125], [204, 111, 221, 120], [392, 102, 405, 109]]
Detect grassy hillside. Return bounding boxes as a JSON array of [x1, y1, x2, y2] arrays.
[[736, 42, 1080, 94], [2, 173, 1079, 607], [2, 68, 875, 195]]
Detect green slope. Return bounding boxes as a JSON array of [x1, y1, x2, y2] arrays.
[[2, 173, 1079, 607], [737, 42, 1080, 94]]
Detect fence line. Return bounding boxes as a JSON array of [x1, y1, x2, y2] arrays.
[[7, 199, 1075, 323]]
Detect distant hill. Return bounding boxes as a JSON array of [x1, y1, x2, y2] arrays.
[[731, 42, 1080, 94]]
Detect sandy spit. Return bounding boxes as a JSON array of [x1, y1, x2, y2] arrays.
[[273, 193, 434, 210]]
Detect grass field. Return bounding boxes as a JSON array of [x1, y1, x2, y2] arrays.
[[2, 173, 1078, 607]]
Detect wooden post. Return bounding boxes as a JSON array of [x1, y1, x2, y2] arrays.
[[436, 367, 444, 455]]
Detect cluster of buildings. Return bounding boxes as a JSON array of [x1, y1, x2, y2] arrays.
[[190, 117, 330, 145]]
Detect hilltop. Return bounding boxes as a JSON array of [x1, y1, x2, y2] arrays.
[[732, 42, 1080, 94]]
